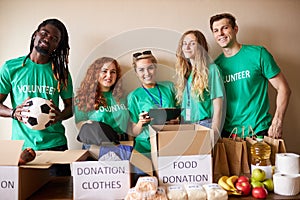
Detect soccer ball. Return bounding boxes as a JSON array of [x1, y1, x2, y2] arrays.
[[21, 97, 54, 130]]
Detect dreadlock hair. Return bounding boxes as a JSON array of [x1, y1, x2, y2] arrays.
[[22, 18, 70, 91], [75, 57, 123, 112], [175, 30, 211, 103]]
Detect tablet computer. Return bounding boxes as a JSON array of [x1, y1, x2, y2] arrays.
[[149, 108, 182, 125]]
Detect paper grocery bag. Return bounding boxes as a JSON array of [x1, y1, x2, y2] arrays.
[[213, 139, 230, 182], [223, 137, 251, 176], [240, 138, 251, 177], [223, 137, 242, 175], [264, 136, 287, 165]]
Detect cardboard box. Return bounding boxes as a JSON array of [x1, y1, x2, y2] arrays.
[[0, 140, 87, 200], [149, 124, 213, 186], [157, 155, 212, 186], [72, 142, 153, 200]]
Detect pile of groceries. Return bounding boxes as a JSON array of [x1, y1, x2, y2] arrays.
[[125, 176, 227, 200]]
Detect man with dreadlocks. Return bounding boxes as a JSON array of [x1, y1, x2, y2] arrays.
[[0, 19, 73, 175]]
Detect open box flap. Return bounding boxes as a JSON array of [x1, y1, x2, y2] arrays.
[[21, 149, 89, 169], [130, 149, 153, 176], [0, 140, 24, 166]]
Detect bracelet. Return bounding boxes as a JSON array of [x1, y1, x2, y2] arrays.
[[11, 108, 17, 120]]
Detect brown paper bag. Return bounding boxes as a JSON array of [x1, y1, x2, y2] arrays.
[[240, 137, 251, 177], [213, 138, 230, 182], [264, 136, 287, 165], [223, 127, 251, 176]]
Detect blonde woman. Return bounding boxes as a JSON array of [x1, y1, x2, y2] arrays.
[[127, 50, 177, 155], [175, 30, 225, 137]]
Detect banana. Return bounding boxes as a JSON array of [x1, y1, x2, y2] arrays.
[[227, 190, 242, 196], [218, 176, 234, 191], [226, 175, 239, 189]]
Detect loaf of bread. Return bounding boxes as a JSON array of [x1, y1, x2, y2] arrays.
[[203, 183, 228, 200], [185, 184, 206, 200], [124, 188, 139, 200], [135, 176, 158, 198], [167, 185, 187, 200], [151, 186, 168, 200], [125, 186, 167, 200]]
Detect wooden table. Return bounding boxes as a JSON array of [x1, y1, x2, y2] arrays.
[[28, 176, 300, 199]]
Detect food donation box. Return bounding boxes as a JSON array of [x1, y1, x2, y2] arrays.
[[149, 124, 213, 186]]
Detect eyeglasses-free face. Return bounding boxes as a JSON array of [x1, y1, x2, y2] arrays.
[[182, 33, 197, 60], [133, 50, 152, 58], [98, 62, 117, 92], [135, 58, 157, 88]]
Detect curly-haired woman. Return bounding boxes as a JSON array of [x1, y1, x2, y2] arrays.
[[74, 57, 129, 149]]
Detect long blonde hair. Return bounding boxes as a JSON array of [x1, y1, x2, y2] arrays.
[[75, 57, 123, 112], [175, 30, 210, 103]]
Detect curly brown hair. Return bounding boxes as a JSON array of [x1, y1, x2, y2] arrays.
[[75, 57, 123, 112]]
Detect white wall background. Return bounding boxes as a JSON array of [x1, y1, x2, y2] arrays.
[[0, 0, 299, 153]]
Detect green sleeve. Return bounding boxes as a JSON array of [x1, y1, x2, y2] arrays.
[[260, 47, 281, 79], [209, 64, 225, 99], [127, 92, 140, 123], [74, 105, 88, 124], [0, 63, 12, 94]]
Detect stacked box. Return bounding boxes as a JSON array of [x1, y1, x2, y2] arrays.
[[149, 124, 213, 186]]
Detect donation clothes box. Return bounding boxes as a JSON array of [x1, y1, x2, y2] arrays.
[[73, 160, 130, 200], [72, 142, 153, 200], [0, 140, 88, 200], [149, 124, 213, 186]]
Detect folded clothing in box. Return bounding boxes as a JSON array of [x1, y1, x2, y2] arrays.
[[98, 145, 133, 161]]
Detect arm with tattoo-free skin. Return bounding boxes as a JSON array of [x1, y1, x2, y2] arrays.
[[131, 112, 151, 137], [212, 97, 223, 143], [0, 93, 13, 118], [268, 72, 291, 138], [49, 98, 73, 124]]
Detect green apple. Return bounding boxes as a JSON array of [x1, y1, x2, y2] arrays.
[[252, 168, 266, 182], [251, 180, 264, 188], [263, 178, 274, 192]]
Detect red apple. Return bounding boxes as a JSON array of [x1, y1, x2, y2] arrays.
[[237, 175, 250, 183], [235, 181, 251, 196], [252, 187, 268, 199]]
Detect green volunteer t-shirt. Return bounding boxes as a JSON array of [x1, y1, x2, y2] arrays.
[[215, 45, 280, 136], [181, 63, 224, 123], [0, 56, 73, 150], [127, 81, 177, 154], [75, 91, 129, 134]]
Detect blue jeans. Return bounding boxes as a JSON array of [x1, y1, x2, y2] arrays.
[[196, 118, 212, 128]]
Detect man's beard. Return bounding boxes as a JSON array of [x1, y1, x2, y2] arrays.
[[35, 46, 50, 56]]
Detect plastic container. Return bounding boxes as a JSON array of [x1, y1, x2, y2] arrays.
[[250, 136, 272, 179]]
